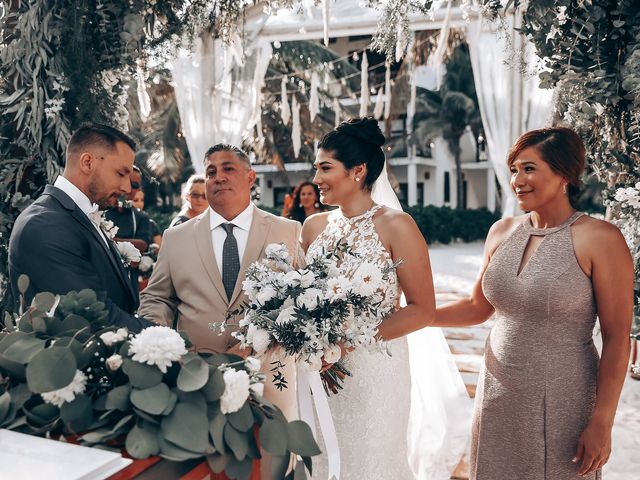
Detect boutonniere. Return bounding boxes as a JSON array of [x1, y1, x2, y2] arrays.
[[99, 214, 119, 240], [115, 241, 142, 267]]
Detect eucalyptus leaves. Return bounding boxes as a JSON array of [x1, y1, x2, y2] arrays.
[[0, 277, 320, 479]]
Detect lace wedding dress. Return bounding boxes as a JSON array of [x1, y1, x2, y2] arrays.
[[306, 205, 415, 479]]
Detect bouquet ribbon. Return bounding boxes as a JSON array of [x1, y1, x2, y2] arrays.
[[297, 370, 340, 480]]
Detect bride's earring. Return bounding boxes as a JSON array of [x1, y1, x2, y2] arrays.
[[355, 177, 360, 182], [563, 183, 567, 194]]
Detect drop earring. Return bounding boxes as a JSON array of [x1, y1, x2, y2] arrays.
[[563, 183, 567, 194]]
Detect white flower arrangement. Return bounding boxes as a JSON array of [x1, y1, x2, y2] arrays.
[[41, 370, 88, 407], [99, 327, 129, 346], [105, 354, 123, 371], [116, 241, 142, 267], [139, 255, 155, 273], [128, 325, 188, 373], [213, 242, 398, 388]]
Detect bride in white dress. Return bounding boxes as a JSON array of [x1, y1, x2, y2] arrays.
[[300, 118, 472, 479]]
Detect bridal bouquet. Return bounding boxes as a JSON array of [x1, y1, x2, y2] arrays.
[[214, 242, 398, 390]]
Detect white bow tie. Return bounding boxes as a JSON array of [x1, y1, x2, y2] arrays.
[[86, 204, 102, 226]]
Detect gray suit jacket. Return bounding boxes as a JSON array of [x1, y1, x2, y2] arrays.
[[138, 206, 303, 353]]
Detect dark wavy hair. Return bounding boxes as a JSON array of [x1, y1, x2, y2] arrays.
[[317, 117, 386, 190], [288, 181, 324, 223], [508, 127, 585, 204]]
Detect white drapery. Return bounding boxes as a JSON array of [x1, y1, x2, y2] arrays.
[[467, 13, 554, 216], [172, 35, 272, 173]]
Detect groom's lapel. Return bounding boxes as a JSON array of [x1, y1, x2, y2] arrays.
[[229, 208, 271, 306], [194, 210, 227, 303]]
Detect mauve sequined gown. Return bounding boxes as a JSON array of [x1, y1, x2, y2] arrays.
[[474, 212, 601, 479]]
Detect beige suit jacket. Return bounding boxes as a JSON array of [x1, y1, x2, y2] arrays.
[[138, 206, 303, 353]]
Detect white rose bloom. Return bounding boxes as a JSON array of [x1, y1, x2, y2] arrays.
[[106, 354, 123, 371], [128, 326, 188, 373], [220, 369, 251, 414], [299, 270, 315, 288], [99, 327, 129, 346], [245, 356, 261, 373], [275, 306, 296, 325], [353, 262, 383, 297], [300, 354, 322, 372], [265, 243, 290, 262], [283, 271, 301, 285], [116, 241, 142, 266], [249, 382, 264, 397], [296, 288, 323, 311], [41, 370, 87, 407], [325, 276, 352, 302], [251, 327, 272, 355], [256, 285, 278, 305], [242, 278, 258, 301], [323, 344, 342, 364], [138, 255, 154, 273]]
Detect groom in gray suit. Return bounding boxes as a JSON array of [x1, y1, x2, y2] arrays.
[[138, 144, 301, 420]]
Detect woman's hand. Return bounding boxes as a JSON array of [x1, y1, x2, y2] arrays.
[[573, 419, 612, 476]]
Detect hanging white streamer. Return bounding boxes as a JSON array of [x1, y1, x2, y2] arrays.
[[322, 0, 331, 47], [359, 52, 369, 118], [298, 370, 341, 480], [281, 77, 291, 125], [310, 71, 320, 122], [292, 95, 301, 158], [383, 61, 392, 120], [429, 0, 453, 89], [136, 65, 151, 121], [406, 34, 416, 135], [373, 87, 384, 120], [333, 97, 340, 127], [395, 21, 407, 63]]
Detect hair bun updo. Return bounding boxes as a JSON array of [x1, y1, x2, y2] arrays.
[[318, 117, 387, 190], [336, 117, 386, 148]]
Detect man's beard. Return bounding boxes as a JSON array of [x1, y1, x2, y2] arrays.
[[88, 181, 118, 208]]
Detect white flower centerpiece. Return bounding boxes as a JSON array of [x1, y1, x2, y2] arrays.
[[213, 242, 399, 391], [0, 279, 320, 478]]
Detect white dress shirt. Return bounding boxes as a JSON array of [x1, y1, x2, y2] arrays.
[[53, 176, 107, 244], [209, 203, 254, 275]]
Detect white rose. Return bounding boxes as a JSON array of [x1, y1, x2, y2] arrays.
[[323, 344, 342, 364], [275, 306, 296, 325], [139, 255, 154, 273], [252, 327, 272, 355], [242, 278, 258, 301], [250, 382, 264, 397], [325, 276, 351, 302], [245, 356, 261, 373], [296, 288, 323, 310], [106, 354, 123, 371], [299, 270, 315, 288], [100, 328, 128, 346], [256, 285, 278, 305], [352, 262, 383, 297], [283, 271, 301, 285], [116, 241, 142, 266], [220, 369, 251, 414]]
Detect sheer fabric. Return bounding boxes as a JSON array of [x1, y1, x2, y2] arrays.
[[372, 164, 473, 479]]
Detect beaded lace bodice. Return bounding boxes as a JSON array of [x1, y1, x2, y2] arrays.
[[306, 204, 399, 314]]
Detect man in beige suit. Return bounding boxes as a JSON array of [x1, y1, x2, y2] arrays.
[[138, 144, 302, 422]]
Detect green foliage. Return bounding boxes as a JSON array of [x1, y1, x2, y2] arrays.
[[405, 205, 500, 244], [0, 288, 319, 476]]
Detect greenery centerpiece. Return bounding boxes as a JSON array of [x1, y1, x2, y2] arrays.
[[0, 277, 319, 479]]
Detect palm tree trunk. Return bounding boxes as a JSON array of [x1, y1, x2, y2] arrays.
[[454, 142, 464, 210]]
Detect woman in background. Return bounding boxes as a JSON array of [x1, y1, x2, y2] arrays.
[[287, 181, 325, 224], [169, 174, 207, 227]]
